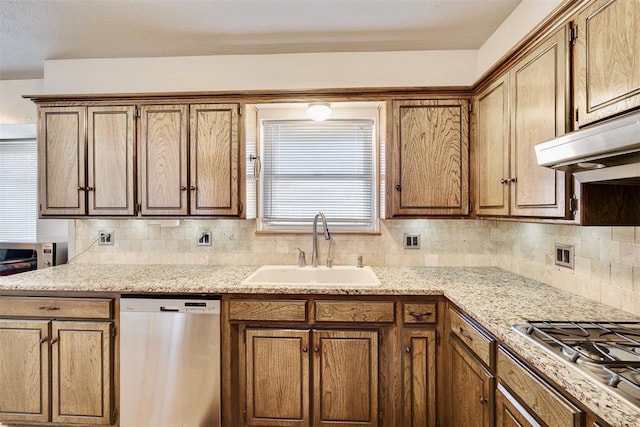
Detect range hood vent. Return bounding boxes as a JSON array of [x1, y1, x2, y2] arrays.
[[535, 111, 640, 184]]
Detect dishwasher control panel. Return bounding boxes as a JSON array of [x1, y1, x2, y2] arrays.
[[120, 297, 221, 314]]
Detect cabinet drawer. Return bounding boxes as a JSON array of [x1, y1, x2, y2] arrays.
[[0, 297, 112, 319], [497, 348, 583, 427], [449, 308, 493, 367], [402, 303, 437, 324], [315, 301, 395, 322], [228, 300, 307, 322]]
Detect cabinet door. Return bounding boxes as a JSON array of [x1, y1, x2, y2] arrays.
[[0, 320, 50, 423], [245, 329, 310, 427], [313, 330, 378, 427], [51, 321, 112, 425], [140, 105, 188, 215], [390, 99, 469, 216], [449, 336, 494, 427], [190, 104, 240, 215], [509, 27, 570, 218], [87, 106, 136, 215], [574, 0, 640, 127], [476, 74, 510, 216], [38, 106, 86, 215], [496, 384, 541, 427], [402, 329, 436, 427]]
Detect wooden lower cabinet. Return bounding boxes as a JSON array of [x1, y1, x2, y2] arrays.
[[496, 383, 540, 427], [402, 329, 436, 427], [243, 328, 379, 427], [449, 336, 494, 427], [0, 318, 113, 425]]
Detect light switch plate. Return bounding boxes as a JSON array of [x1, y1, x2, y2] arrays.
[[403, 233, 420, 249]]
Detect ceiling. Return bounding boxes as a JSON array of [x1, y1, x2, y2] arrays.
[[0, 0, 522, 80]]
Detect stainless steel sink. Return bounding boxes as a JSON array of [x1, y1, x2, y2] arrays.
[[241, 265, 380, 287]]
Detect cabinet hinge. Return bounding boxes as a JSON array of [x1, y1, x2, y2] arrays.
[[569, 195, 579, 216], [468, 102, 473, 113], [112, 325, 117, 338], [435, 330, 441, 345], [238, 106, 242, 116], [111, 408, 118, 423], [436, 419, 441, 427], [136, 203, 142, 214], [468, 202, 473, 214], [575, 108, 579, 124], [569, 25, 578, 46], [134, 108, 141, 118], [238, 201, 243, 215], [379, 330, 383, 345]]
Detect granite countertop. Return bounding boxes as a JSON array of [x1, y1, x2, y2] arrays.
[[1, 264, 638, 426]]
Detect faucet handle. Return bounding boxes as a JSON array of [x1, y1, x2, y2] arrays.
[[296, 248, 306, 267]]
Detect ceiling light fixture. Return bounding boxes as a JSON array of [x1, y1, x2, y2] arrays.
[[307, 102, 332, 121]]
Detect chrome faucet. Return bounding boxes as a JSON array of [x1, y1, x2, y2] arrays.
[[312, 212, 331, 267]]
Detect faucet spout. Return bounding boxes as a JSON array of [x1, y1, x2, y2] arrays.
[[312, 212, 331, 267]]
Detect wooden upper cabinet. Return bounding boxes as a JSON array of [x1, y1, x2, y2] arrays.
[[51, 321, 112, 425], [38, 106, 86, 216], [574, 0, 640, 127], [510, 26, 570, 218], [475, 26, 570, 219], [87, 106, 136, 215], [476, 74, 510, 216], [390, 99, 470, 217], [0, 320, 50, 423], [189, 104, 240, 215], [140, 105, 189, 215], [313, 330, 379, 427]]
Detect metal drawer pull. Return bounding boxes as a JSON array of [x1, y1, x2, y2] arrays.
[[302, 347, 308, 353], [40, 337, 48, 344], [479, 396, 488, 404], [409, 311, 432, 318], [459, 326, 473, 341], [50, 338, 58, 344], [405, 346, 411, 353], [39, 306, 60, 311]]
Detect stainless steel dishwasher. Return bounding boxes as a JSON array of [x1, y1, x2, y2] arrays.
[[120, 296, 220, 427]]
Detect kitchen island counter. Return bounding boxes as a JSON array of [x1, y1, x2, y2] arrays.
[[1, 264, 638, 426]]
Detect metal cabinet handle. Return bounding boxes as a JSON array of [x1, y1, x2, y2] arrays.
[[302, 347, 308, 353], [40, 337, 48, 344], [39, 306, 60, 311], [50, 337, 58, 345], [86, 186, 94, 191], [409, 311, 432, 318], [180, 186, 187, 191], [395, 184, 401, 191], [189, 185, 196, 191], [479, 396, 488, 404], [314, 347, 319, 353], [77, 186, 86, 191], [405, 346, 411, 353], [500, 178, 507, 184], [459, 327, 473, 341], [507, 177, 517, 183]]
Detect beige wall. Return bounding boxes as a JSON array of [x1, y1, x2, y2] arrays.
[[0, 79, 42, 124], [73, 219, 640, 316]]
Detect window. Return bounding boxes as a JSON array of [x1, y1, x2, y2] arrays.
[[0, 139, 38, 242], [259, 119, 377, 232]]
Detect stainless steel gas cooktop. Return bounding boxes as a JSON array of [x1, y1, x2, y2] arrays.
[[513, 321, 640, 410]]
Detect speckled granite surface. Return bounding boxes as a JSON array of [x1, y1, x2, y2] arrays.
[[1, 264, 638, 426]]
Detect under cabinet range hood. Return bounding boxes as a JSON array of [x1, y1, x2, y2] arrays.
[[535, 111, 640, 184]]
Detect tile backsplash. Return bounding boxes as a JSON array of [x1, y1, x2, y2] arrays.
[[74, 219, 640, 315]]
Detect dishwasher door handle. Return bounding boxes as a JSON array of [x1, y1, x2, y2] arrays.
[[160, 306, 180, 312]]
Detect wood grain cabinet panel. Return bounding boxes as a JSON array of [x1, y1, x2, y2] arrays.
[[140, 104, 189, 215], [38, 106, 86, 216], [402, 303, 437, 324], [313, 330, 378, 427], [0, 320, 50, 423], [476, 73, 510, 216], [402, 329, 436, 427], [190, 104, 240, 215], [496, 383, 541, 427], [389, 99, 470, 216], [229, 299, 307, 322], [574, 0, 640, 127], [475, 26, 570, 219], [449, 336, 494, 427], [51, 321, 113, 425], [315, 301, 395, 323], [245, 329, 310, 427], [87, 106, 135, 215], [0, 296, 112, 319], [497, 348, 583, 427], [449, 308, 494, 368]]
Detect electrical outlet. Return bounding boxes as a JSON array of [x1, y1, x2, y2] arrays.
[[197, 231, 212, 246], [98, 230, 114, 245], [554, 243, 574, 269], [403, 233, 420, 249]]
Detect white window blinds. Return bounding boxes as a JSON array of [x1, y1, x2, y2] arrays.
[[260, 120, 376, 231], [0, 140, 38, 242]]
